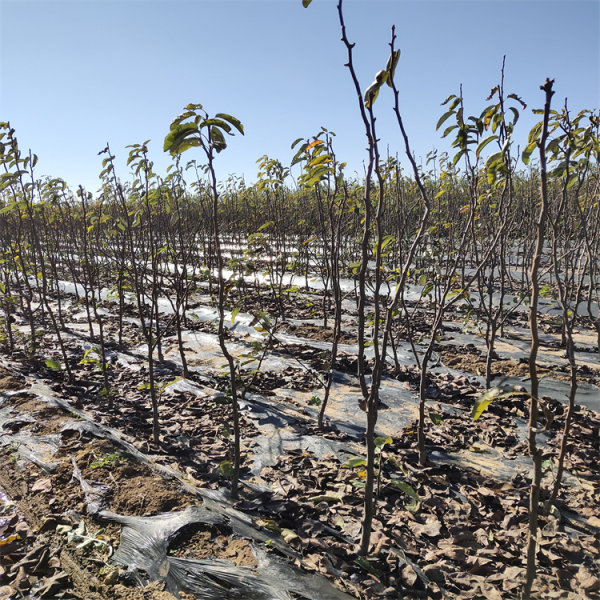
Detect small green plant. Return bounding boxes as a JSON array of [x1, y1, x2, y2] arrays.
[[342, 436, 418, 509], [220, 424, 232, 439], [79, 347, 105, 372], [138, 377, 181, 397], [7, 441, 21, 464], [99, 386, 115, 401], [90, 452, 126, 469], [219, 460, 234, 477], [45, 358, 62, 372]]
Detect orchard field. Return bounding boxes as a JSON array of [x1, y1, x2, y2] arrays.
[[1, 2, 599, 599]]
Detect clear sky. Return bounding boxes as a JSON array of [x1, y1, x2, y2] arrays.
[[1, 0, 598, 193]]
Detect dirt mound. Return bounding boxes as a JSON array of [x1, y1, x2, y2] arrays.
[[0, 366, 24, 391]]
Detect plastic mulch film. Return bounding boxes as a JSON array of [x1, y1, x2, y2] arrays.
[[16, 379, 354, 600], [100, 506, 354, 600], [0, 395, 62, 473]]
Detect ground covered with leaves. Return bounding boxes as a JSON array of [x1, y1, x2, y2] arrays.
[[1, 290, 599, 599]]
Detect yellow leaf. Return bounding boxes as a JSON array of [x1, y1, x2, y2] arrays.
[[281, 528, 298, 543], [257, 519, 281, 533], [0, 534, 21, 545], [305, 140, 324, 151]]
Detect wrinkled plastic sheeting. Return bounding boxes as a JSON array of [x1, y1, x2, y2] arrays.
[[35, 378, 331, 565], [26, 381, 292, 555], [0, 394, 61, 473], [100, 506, 354, 600], [71, 457, 112, 516], [29, 381, 165, 467], [249, 429, 355, 475], [429, 449, 529, 483], [46, 398, 352, 600], [510, 376, 600, 413], [239, 393, 360, 473], [47, 383, 354, 599]]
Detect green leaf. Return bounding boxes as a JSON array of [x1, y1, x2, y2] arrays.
[[429, 412, 442, 425], [308, 153, 331, 167], [485, 151, 503, 178], [45, 359, 61, 371], [220, 460, 234, 477], [522, 141, 537, 165], [163, 377, 181, 390], [491, 111, 502, 133], [202, 118, 232, 134], [231, 307, 240, 323], [441, 124, 458, 139], [379, 234, 394, 253], [545, 137, 561, 155], [440, 94, 457, 106], [385, 49, 401, 87], [258, 220, 273, 232], [471, 387, 503, 420], [364, 71, 387, 108], [542, 458, 554, 472], [163, 123, 199, 154], [307, 494, 342, 504], [550, 160, 567, 178], [507, 93, 527, 109], [389, 479, 420, 512], [343, 457, 367, 468], [476, 135, 499, 159], [209, 127, 227, 152], [528, 121, 543, 144], [302, 0, 312, 5], [374, 436, 392, 450], [566, 173, 579, 189], [215, 113, 244, 135], [354, 556, 384, 577], [436, 110, 454, 131], [452, 149, 466, 166]]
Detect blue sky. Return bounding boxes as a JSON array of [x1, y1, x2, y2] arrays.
[[1, 0, 598, 193]]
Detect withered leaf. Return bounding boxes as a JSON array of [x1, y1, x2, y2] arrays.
[[410, 517, 442, 538], [401, 564, 418, 587], [31, 478, 52, 493]]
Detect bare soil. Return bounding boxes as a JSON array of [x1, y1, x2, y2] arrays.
[[442, 346, 600, 385], [168, 523, 258, 567], [281, 322, 356, 345]]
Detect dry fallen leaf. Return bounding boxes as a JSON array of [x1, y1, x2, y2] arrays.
[[410, 517, 442, 538], [31, 478, 52, 493], [501, 566, 524, 591], [586, 515, 600, 528], [401, 564, 418, 587], [576, 567, 600, 593], [0, 585, 17, 600], [281, 528, 299, 543]]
